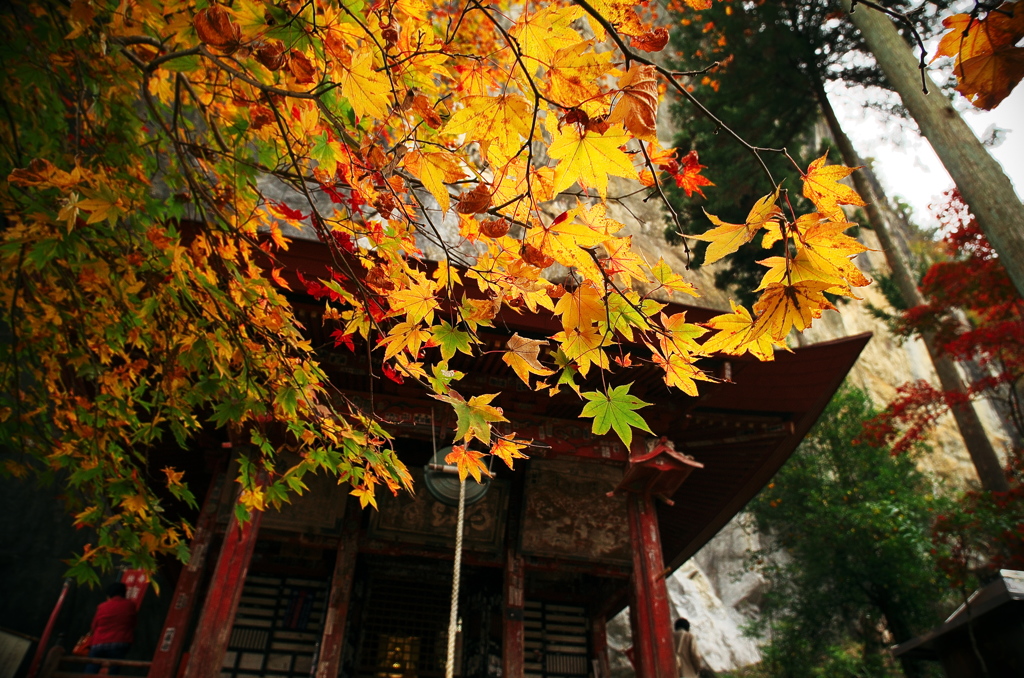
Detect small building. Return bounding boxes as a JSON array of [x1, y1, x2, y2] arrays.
[[143, 240, 869, 678], [6, 234, 868, 678], [893, 569, 1024, 677]]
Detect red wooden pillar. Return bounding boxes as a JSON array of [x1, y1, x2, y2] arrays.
[[591, 613, 610, 678], [626, 493, 675, 678], [502, 549, 525, 678], [148, 473, 225, 678], [182, 495, 263, 678], [315, 500, 361, 678]]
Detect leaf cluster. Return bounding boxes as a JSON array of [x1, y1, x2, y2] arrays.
[[0, 0, 877, 579]]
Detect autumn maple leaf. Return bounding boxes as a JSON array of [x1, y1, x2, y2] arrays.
[[608, 64, 659, 141], [672, 150, 714, 198], [934, 2, 1024, 109], [503, 333, 555, 386], [445, 445, 491, 483], [696, 189, 782, 265], [445, 95, 533, 163], [547, 124, 638, 198], [490, 436, 529, 469], [752, 281, 836, 342], [802, 153, 865, 223], [700, 301, 779, 361]]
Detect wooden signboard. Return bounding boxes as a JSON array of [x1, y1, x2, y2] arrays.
[[520, 459, 630, 565]]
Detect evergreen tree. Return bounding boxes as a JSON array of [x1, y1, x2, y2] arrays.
[[746, 386, 952, 677]]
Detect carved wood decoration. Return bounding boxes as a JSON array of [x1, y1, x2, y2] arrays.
[[369, 468, 508, 552], [520, 459, 630, 565]]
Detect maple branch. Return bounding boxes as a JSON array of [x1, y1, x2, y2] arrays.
[[262, 93, 391, 360], [639, 142, 689, 263], [848, 0, 930, 94], [198, 48, 325, 100]]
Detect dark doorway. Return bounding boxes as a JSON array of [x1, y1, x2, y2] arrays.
[[349, 556, 502, 678]]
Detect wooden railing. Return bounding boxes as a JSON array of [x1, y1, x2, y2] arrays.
[[38, 647, 151, 677]]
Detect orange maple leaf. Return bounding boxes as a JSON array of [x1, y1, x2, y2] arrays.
[[933, 3, 1024, 108], [672, 150, 714, 198], [445, 445, 491, 483], [608, 64, 659, 141], [490, 436, 529, 469]]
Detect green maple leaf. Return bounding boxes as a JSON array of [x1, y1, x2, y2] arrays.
[[433, 321, 473, 361], [432, 390, 508, 444], [580, 384, 653, 448]]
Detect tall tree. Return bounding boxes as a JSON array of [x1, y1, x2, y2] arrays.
[[666, 0, 1008, 491], [841, 0, 1024, 300]]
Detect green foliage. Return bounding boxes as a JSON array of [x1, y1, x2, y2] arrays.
[[745, 386, 953, 677]]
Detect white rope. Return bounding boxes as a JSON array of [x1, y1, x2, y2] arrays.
[[446, 478, 466, 678]]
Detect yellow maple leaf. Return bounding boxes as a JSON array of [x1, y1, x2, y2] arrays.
[[377, 321, 432, 360], [553, 325, 611, 376], [701, 300, 782, 361], [601, 236, 650, 287], [756, 251, 847, 293], [553, 282, 605, 331], [509, 4, 586, 63], [548, 124, 637, 198], [696, 189, 782, 265], [503, 333, 555, 386], [545, 41, 614, 107], [388, 279, 437, 325], [652, 349, 711, 396], [658, 311, 707, 357], [573, 201, 625, 237], [445, 95, 533, 164], [121, 494, 150, 516], [524, 211, 609, 278], [650, 258, 698, 296], [404, 150, 465, 213], [802, 153, 865, 223], [351, 484, 378, 509], [794, 214, 871, 288], [751, 281, 835, 342], [490, 436, 529, 469], [584, 0, 648, 38], [755, 214, 871, 294], [339, 50, 391, 120]]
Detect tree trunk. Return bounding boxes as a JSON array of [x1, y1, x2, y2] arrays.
[[812, 78, 1009, 492], [840, 0, 1024, 302]]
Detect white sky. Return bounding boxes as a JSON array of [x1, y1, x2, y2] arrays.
[[826, 33, 1024, 231]]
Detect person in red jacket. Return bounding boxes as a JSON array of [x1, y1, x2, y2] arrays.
[[84, 581, 137, 674]]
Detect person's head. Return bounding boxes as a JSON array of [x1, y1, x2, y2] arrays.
[[674, 618, 690, 632], [106, 582, 127, 599]]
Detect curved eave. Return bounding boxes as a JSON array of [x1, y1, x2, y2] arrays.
[[657, 333, 871, 572]]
